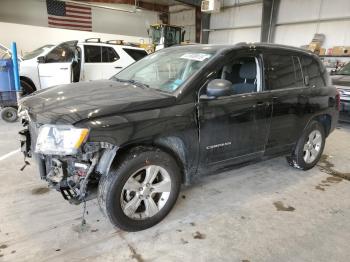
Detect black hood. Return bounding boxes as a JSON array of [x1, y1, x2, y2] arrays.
[[20, 80, 175, 124]]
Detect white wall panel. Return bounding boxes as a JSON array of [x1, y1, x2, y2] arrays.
[[92, 8, 157, 37], [274, 23, 317, 47], [320, 0, 350, 19], [278, 0, 350, 23], [275, 0, 350, 48], [210, 3, 262, 29], [0, 22, 148, 54], [318, 20, 350, 47], [0, 0, 47, 26], [277, 0, 322, 23], [0, 0, 158, 38], [209, 28, 260, 44]]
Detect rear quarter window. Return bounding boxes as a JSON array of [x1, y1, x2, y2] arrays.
[[263, 54, 304, 90], [123, 48, 148, 61], [300, 55, 326, 87]]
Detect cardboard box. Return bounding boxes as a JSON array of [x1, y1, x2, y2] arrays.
[[332, 46, 350, 56], [319, 48, 326, 55], [307, 42, 321, 53]]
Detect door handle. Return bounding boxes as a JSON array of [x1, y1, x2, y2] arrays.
[[60, 67, 68, 70], [115, 66, 123, 69], [256, 101, 265, 106]]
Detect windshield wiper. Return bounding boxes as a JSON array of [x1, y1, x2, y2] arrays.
[[127, 79, 150, 88], [112, 77, 149, 89]]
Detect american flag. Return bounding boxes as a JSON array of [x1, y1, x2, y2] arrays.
[[46, 0, 92, 31]]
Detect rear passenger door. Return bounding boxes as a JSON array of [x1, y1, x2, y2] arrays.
[[101, 46, 122, 78], [83, 45, 102, 81], [262, 51, 309, 155], [82, 45, 123, 80]]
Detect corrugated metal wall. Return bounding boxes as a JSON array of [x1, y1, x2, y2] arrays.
[[209, 0, 350, 49], [275, 0, 350, 48], [209, 2, 262, 44], [170, 5, 196, 42]]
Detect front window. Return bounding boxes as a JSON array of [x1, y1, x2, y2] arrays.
[[45, 44, 75, 63], [112, 49, 216, 93], [337, 63, 350, 75]]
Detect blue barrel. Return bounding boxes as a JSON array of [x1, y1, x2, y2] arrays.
[[0, 59, 15, 92], [0, 59, 17, 106]]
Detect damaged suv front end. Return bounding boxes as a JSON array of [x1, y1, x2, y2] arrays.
[[20, 116, 117, 204]]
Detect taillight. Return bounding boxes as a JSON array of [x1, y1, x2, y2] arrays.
[[335, 89, 340, 111]]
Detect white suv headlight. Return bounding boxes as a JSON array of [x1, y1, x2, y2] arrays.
[[35, 125, 89, 155]]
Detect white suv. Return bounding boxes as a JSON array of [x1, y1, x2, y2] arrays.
[[19, 39, 148, 93]]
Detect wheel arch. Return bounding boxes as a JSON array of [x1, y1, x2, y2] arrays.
[[20, 76, 37, 93], [312, 114, 332, 137], [112, 138, 188, 185]]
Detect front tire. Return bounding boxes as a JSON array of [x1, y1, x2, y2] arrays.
[[288, 121, 325, 170], [98, 147, 181, 232]]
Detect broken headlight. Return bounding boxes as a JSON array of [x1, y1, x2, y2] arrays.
[[35, 125, 89, 155]]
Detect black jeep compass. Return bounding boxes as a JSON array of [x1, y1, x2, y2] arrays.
[[19, 43, 339, 231]]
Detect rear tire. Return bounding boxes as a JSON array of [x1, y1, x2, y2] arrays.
[[287, 121, 325, 170], [1, 107, 18, 123], [98, 147, 181, 232]]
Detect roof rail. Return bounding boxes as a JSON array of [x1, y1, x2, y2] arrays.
[[106, 40, 124, 45], [105, 40, 140, 48], [85, 38, 101, 43]]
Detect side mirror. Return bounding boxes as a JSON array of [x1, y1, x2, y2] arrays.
[[330, 69, 336, 75], [37, 56, 45, 63], [181, 30, 186, 42], [304, 75, 310, 86], [206, 79, 232, 98]]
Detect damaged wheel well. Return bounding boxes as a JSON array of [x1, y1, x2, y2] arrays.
[[111, 143, 187, 184]]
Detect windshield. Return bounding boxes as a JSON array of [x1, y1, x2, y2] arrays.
[[337, 63, 350, 75], [23, 45, 54, 60], [112, 48, 216, 92]]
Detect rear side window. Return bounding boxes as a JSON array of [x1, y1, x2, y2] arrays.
[[123, 48, 148, 61], [264, 54, 303, 90], [102, 47, 119, 63], [84, 45, 101, 63], [300, 56, 325, 87]]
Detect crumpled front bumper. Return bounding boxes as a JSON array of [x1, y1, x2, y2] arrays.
[[18, 119, 118, 204], [19, 120, 48, 180]]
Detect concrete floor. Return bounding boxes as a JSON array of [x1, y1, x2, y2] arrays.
[[0, 119, 349, 262]]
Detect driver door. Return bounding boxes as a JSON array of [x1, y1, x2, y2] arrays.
[[38, 43, 75, 89], [198, 52, 272, 168]]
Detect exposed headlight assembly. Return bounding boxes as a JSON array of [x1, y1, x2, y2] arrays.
[[35, 125, 89, 155]]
